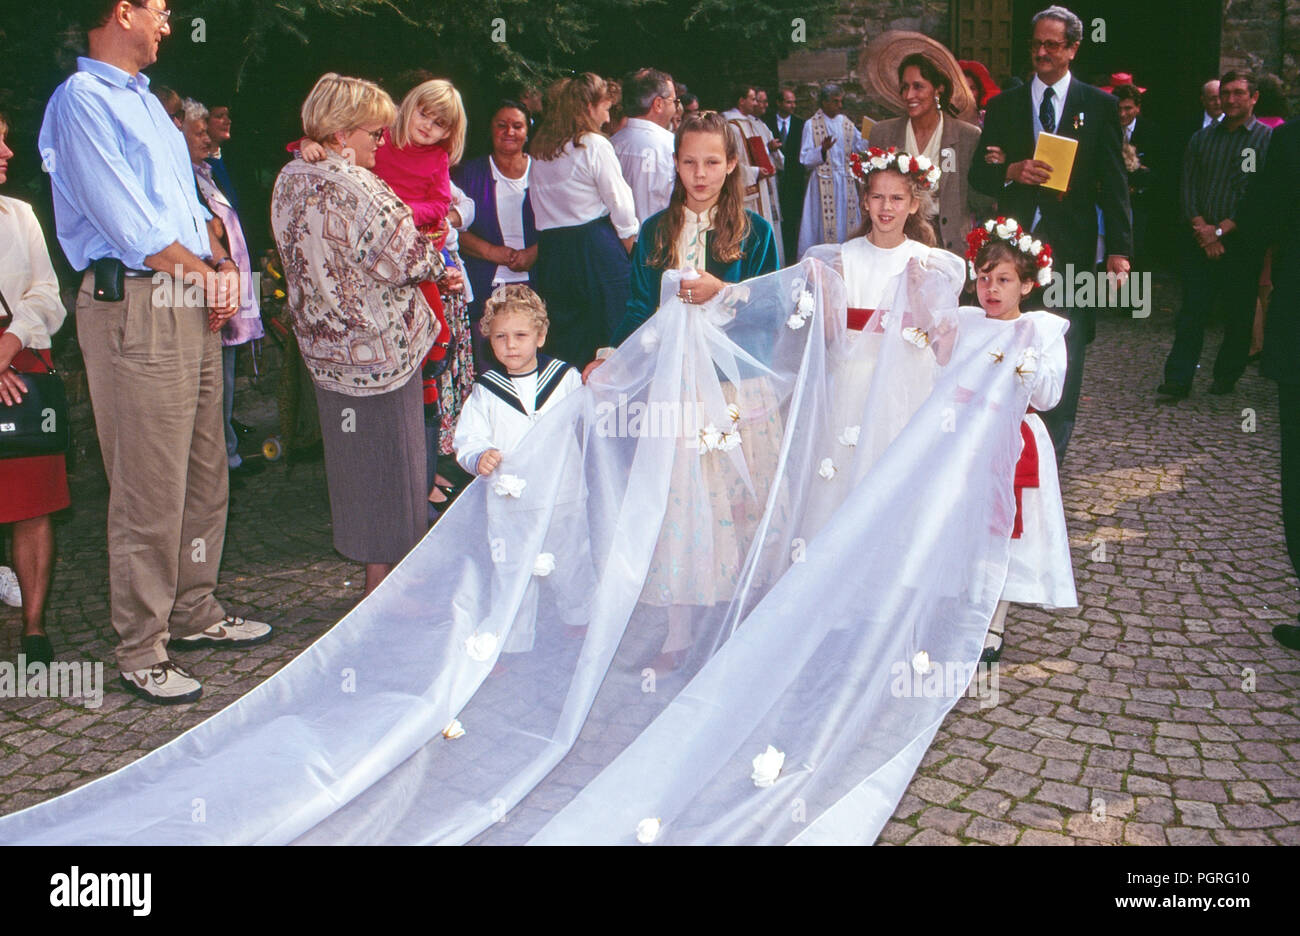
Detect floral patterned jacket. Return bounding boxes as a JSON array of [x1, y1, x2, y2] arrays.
[[271, 151, 444, 396]]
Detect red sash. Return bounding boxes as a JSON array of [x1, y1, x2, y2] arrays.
[[846, 307, 878, 331], [1012, 413, 1040, 539]]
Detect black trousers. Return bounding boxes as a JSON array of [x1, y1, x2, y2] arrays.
[[1278, 382, 1300, 586], [1163, 242, 1262, 388]]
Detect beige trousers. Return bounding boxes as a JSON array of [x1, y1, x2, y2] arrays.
[[76, 272, 228, 672]]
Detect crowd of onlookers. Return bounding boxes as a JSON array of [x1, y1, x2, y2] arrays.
[[1, 0, 1297, 706]]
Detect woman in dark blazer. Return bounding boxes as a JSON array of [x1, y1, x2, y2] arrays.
[[869, 52, 989, 256], [454, 100, 538, 371]]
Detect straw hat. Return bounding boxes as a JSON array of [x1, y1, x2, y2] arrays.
[[859, 31, 979, 124]]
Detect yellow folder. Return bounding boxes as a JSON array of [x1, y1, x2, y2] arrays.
[[1033, 131, 1078, 192], [860, 116, 876, 138]]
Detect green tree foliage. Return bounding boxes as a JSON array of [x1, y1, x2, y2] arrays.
[[2, 0, 833, 266]]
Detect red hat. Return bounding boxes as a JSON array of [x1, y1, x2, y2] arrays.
[[958, 60, 1001, 108], [1100, 71, 1147, 94]]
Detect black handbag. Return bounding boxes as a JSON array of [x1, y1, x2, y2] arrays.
[[0, 285, 71, 459]]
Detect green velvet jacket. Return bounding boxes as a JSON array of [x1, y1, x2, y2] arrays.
[[614, 208, 777, 345]]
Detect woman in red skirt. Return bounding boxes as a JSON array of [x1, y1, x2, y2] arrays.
[[0, 114, 70, 665]]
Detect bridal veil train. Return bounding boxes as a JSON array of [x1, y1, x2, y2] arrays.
[[0, 258, 1051, 845]]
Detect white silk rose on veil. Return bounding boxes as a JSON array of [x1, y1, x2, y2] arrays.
[[0, 257, 1047, 846]]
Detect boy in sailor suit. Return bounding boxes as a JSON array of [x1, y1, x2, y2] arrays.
[[453, 285, 588, 652]]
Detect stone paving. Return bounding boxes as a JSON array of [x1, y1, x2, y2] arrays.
[[1, 276, 1297, 843]]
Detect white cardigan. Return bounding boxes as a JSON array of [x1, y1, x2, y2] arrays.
[[0, 196, 66, 350]]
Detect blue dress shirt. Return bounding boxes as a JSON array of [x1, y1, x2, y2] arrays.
[[38, 57, 212, 271]]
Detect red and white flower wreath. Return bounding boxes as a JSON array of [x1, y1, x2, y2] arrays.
[[965, 216, 1054, 287], [848, 146, 942, 190]]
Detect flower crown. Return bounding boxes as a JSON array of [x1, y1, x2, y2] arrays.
[[965, 217, 1054, 287], [848, 146, 941, 191]]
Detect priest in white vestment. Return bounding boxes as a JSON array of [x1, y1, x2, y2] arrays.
[[797, 83, 868, 258]]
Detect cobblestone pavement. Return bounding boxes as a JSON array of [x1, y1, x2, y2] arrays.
[[2, 279, 1297, 843]]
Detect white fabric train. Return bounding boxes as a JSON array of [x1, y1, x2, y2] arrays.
[[0, 257, 1065, 845]]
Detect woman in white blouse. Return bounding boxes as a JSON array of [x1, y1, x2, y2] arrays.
[[0, 114, 70, 665], [528, 74, 639, 368]]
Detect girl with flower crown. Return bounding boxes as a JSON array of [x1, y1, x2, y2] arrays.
[[903, 218, 1075, 660], [963, 219, 1075, 660], [801, 147, 965, 535]]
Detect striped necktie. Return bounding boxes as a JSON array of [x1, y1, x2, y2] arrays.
[[1039, 87, 1056, 134]]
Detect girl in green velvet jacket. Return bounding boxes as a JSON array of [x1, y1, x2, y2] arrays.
[[606, 111, 781, 671], [613, 110, 778, 345]]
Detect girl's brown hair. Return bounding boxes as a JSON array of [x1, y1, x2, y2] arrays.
[[973, 239, 1038, 283], [530, 73, 610, 161], [853, 166, 938, 246], [646, 111, 752, 269]]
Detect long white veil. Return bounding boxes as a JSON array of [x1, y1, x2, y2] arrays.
[[0, 258, 1052, 845]]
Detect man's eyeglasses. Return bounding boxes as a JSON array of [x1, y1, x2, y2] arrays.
[[1028, 39, 1071, 52], [130, 2, 173, 24]]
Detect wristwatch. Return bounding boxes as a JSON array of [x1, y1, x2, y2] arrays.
[[1214, 226, 1224, 239], [214, 257, 238, 272]]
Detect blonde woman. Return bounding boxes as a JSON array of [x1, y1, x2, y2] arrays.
[[271, 73, 455, 595]]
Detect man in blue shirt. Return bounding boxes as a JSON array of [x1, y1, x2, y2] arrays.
[[40, 0, 272, 704]]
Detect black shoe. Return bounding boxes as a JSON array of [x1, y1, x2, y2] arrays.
[[1156, 382, 1190, 399], [230, 418, 256, 437], [979, 640, 1003, 664], [1272, 623, 1300, 651], [1209, 380, 1236, 395], [20, 634, 53, 665]]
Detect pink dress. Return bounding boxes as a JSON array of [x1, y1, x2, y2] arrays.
[[372, 129, 453, 235]]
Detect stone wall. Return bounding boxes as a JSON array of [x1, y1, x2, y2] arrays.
[[1220, 0, 1299, 115], [778, 0, 953, 119]]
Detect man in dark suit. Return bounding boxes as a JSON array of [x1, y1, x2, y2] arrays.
[[1237, 117, 1300, 650], [1116, 84, 1154, 268], [970, 4, 1133, 462], [766, 87, 806, 263]]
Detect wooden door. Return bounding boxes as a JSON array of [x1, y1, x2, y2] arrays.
[[952, 0, 1015, 82]]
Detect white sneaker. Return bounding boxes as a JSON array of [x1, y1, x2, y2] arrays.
[[0, 566, 20, 608], [120, 661, 203, 704], [171, 615, 273, 650]]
